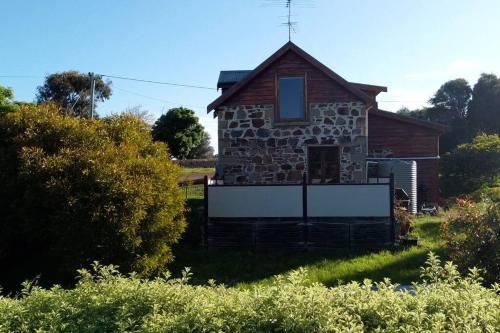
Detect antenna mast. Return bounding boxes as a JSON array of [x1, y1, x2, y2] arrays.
[[263, 0, 312, 41], [287, 0, 291, 41]]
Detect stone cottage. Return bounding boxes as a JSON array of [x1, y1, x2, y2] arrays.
[[207, 42, 446, 202]]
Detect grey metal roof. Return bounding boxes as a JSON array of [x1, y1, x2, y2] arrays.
[[217, 70, 252, 89]]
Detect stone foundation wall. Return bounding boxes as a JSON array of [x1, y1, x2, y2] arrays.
[[217, 102, 367, 184]]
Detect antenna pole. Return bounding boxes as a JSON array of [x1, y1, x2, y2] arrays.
[[288, 1, 291, 41]]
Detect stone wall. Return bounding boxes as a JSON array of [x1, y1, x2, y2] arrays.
[[217, 102, 367, 184]]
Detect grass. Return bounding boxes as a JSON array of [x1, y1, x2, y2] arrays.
[[180, 167, 214, 176], [170, 213, 447, 288]]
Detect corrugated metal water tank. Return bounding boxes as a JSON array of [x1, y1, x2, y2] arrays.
[[378, 160, 418, 214]]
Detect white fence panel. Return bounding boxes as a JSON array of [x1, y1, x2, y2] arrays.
[[307, 185, 390, 217], [208, 186, 302, 218]]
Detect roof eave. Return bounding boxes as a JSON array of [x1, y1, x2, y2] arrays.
[[372, 109, 449, 133]]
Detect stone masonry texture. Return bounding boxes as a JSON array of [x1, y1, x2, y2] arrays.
[[217, 103, 367, 184]]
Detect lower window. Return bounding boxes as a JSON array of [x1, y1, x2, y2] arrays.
[[308, 146, 340, 184]]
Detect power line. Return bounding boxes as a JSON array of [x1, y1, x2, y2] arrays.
[[1, 74, 217, 91], [113, 86, 206, 109], [98, 74, 216, 90], [1, 75, 429, 104]]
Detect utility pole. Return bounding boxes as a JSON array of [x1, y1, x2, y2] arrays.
[[89, 72, 96, 119]]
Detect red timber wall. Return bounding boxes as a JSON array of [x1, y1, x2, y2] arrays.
[[368, 111, 441, 203], [224, 50, 361, 106]]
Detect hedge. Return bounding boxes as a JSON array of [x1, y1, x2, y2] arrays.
[[175, 158, 216, 168], [0, 253, 498, 332], [0, 104, 185, 290]]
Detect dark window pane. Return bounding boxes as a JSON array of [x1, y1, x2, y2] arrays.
[[279, 77, 304, 119], [308, 146, 340, 184]]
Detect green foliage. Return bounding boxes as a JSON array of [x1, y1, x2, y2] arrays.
[[468, 73, 500, 134], [398, 79, 471, 127], [151, 107, 205, 159], [0, 84, 19, 113], [36, 71, 112, 117], [187, 131, 214, 159], [429, 78, 472, 122], [441, 197, 500, 284], [0, 104, 185, 290], [398, 77, 500, 153], [0, 254, 498, 332], [441, 133, 500, 197]]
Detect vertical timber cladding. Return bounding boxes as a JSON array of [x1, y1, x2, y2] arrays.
[[217, 102, 367, 184]]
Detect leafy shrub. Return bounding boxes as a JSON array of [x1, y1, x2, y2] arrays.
[[0, 254, 498, 332], [441, 133, 500, 197], [0, 104, 185, 290], [394, 206, 413, 236], [441, 197, 500, 284]]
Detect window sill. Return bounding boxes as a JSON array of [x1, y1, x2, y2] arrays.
[[274, 121, 310, 126]]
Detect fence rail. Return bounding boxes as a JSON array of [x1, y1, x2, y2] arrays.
[[180, 183, 204, 200], [203, 175, 395, 250]]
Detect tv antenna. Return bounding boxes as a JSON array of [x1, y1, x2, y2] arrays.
[[263, 0, 313, 41]]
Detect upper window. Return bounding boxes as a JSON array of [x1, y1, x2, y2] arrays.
[[278, 76, 305, 121]]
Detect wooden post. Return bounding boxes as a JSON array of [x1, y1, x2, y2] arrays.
[[389, 173, 395, 243], [302, 172, 308, 250], [203, 175, 209, 247], [348, 223, 352, 249]]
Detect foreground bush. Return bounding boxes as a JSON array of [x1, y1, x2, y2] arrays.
[[0, 254, 498, 332], [0, 104, 185, 290], [441, 197, 499, 284]]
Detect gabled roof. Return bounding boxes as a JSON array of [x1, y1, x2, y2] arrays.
[[371, 109, 448, 133], [207, 41, 376, 112], [217, 70, 387, 96]]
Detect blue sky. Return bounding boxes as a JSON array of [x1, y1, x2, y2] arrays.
[[1, 1, 500, 152]]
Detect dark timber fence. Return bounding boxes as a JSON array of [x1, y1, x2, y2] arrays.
[[203, 174, 395, 250]]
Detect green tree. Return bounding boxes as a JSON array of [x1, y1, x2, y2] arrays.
[[0, 104, 185, 290], [396, 107, 429, 120], [398, 79, 474, 153], [188, 131, 214, 159], [440, 133, 500, 197], [427, 79, 473, 153], [428, 78, 472, 123], [468, 73, 500, 134], [0, 84, 19, 113], [152, 107, 205, 159], [37, 71, 112, 117]]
